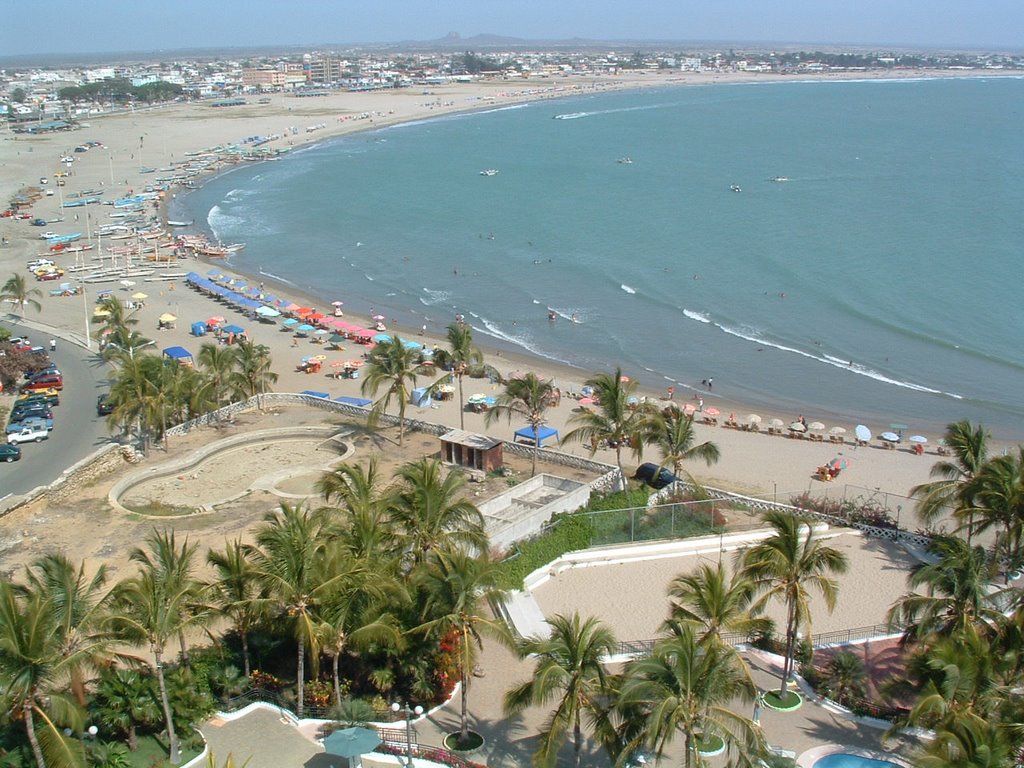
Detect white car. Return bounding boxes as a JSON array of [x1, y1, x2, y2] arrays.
[[27, 258, 55, 269], [8, 426, 50, 444], [38, 231, 58, 240]]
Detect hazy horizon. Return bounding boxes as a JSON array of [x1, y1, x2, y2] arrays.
[[2, 0, 1022, 59]]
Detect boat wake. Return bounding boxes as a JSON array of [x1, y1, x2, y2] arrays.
[[469, 314, 562, 363], [554, 103, 673, 121], [420, 287, 452, 306], [681, 309, 964, 399], [256, 268, 297, 287]]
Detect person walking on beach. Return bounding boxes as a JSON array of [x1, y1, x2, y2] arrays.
[[49, 339, 56, 351]]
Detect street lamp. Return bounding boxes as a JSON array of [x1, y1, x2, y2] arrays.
[[391, 701, 423, 767]]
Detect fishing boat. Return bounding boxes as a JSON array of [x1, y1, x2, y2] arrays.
[[167, 219, 194, 227], [479, 169, 499, 177], [770, 176, 790, 182], [616, 157, 633, 164], [730, 184, 742, 193]]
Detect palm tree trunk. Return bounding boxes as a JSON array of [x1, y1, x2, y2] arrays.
[[332, 652, 342, 708], [457, 373, 465, 430], [178, 629, 191, 670], [296, 641, 305, 718], [684, 731, 694, 768], [241, 629, 251, 679], [128, 723, 139, 752], [573, 711, 582, 768], [780, 601, 798, 697], [460, 624, 470, 741], [154, 648, 181, 764], [23, 697, 47, 768]]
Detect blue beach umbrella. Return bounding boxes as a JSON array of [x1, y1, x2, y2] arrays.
[[297, 324, 315, 332], [323, 727, 381, 760], [373, 333, 392, 343], [282, 318, 299, 326]]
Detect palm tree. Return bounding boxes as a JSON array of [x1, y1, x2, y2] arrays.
[[416, 546, 509, 747], [361, 336, 430, 446], [315, 460, 402, 564], [106, 353, 166, 449], [886, 535, 1003, 643], [197, 342, 239, 410], [314, 548, 404, 707], [665, 561, 768, 645], [912, 420, 990, 538], [431, 322, 495, 430], [94, 295, 139, 337], [1, 272, 43, 315], [230, 340, 277, 407], [965, 448, 1024, 576], [392, 458, 488, 562], [820, 650, 868, 707], [485, 372, 556, 476], [249, 503, 341, 717], [206, 540, 265, 678], [100, 327, 153, 364], [504, 612, 617, 768], [563, 367, 655, 472], [129, 530, 209, 670], [0, 577, 87, 768], [93, 668, 161, 751], [617, 622, 764, 768], [23, 554, 118, 706], [739, 510, 849, 697], [915, 714, 1014, 768], [644, 405, 721, 481]]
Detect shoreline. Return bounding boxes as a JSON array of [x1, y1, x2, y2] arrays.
[[2, 68, 1021, 490]]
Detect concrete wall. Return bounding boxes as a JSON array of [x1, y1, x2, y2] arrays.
[[480, 474, 592, 551]]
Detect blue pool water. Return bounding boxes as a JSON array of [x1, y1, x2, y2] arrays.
[[814, 752, 901, 768]]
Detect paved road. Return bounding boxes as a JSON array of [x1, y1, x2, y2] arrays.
[[1, 320, 112, 496]]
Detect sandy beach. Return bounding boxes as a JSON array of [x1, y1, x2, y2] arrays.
[[2, 66, 1015, 506]]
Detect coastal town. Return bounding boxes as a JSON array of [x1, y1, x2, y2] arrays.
[[2, 31, 1024, 768]]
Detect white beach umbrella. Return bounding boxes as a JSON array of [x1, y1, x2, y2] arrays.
[[768, 418, 785, 428], [747, 414, 762, 424], [828, 426, 847, 435], [909, 435, 928, 444], [808, 421, 826, 431]]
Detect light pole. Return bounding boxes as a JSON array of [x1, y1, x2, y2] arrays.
[[391, 701, 423, 767]]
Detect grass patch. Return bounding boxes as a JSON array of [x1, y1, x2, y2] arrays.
[[444, 731, 484, 752], [763, 690, 803, 711], [128, 500, 197, 517], [494, 514, 593, 590], [125, 734, 202, 768]]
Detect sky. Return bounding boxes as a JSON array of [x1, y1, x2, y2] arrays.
[[2, 0, 1022, 57]]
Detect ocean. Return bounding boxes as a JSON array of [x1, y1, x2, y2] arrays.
[[174, 76, 1024, 439]]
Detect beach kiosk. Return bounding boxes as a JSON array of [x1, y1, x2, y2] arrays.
[[514, 425, 559, 447], [162, 346, 194, 367], [440, 429, 503, 473]]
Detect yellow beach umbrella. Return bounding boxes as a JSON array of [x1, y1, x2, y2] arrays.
[[132, 292, 148, 300], [159, 312, 177, 323]]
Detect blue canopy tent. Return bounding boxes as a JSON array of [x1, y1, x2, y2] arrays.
[[221, 324, 245, 335], [300, 390, 330, 399], [162, 346, 193, 366], [335, 396, 372, 408], [514, 425, 559, 446]]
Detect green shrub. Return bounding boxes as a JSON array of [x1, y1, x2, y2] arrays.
[[494, 514, 593, 590]]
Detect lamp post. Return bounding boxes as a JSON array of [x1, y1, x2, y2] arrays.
[[391, 701, 423, 767]]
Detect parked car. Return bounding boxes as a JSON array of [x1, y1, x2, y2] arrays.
[[6, 416, 54, 434], [24, 365, 60, 380], [22, 373, 64, 391], [8, 425, 49, 444], [27, 258, 54, 270], [96, 393, 115, 416], [10, 404, 54, 423], [37, 270, 65, 282], [0, 443, 22, 463], [15, 390, 60, 407], [633, 462, 679, 489]]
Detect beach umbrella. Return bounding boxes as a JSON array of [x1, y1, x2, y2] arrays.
[[159, 313, 177, 323], [855, 424, 872, 442], [620, 375, 631, 383], [909, 435, 928, 444], [330, 360, 346, 368], [332, 300, 344, 307], [328, 334, 346, 344], [768, 418, 785, 428], [131, 292, 148, 300], [282, 317, 298, 326], [372, 314, 386, 321], [323, 727, 381, 760], [808, 421, 826, 431], [880, 431, 901, 443], [297, 324, 315, 332], [627, 395, 640, 406], [683, 403, 697, 414], [402, 339, 423, 350], [373, 333, 392, 343], [828, 426, 847, 435], [302, 356, 315, 362], [314, 328, 330, 335], [788, 421, 807, 433], [747, 414, 762, 424], [343, 360, 364, 368], [704, 407, 720, 416], [207, 316, 226, 325], [578, 397, 595, 406], [256, 306, 280, 317], [468, 393, 489, 404], [827, 457, 849, 472]]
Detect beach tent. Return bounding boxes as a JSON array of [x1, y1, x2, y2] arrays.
[[335, 396, 372, 408], [514, 425, 559, 446], [162, 346, 193, 367], [190, 322, 207, 337], [411, 387, 431, 407]]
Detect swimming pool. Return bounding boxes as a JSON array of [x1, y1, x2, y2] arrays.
[[813, 753, 901, 768]]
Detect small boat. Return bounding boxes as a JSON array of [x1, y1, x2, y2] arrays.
[[222, 243, 246, 252], [616, 157, 633, 164], [166, 220, 194, 227], [479, 169, 499, 177], [730, 185, 742, 193], [770, 176, 790, 182]]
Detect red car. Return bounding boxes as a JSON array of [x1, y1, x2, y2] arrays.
[[22, 373, 64, 391], [37, 271, 64, 281]]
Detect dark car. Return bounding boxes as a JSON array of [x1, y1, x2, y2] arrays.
[[96, 394, 114, 416], [24, 365, 60, 381], [16, 390, 60, 408], [633, 462, 679, 489], [0, 443, 22, 463], [10, 405, 54, 424]]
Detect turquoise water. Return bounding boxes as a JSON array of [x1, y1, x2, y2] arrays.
[[814, 753, 900, 768], [176, 77, 1024, 438]]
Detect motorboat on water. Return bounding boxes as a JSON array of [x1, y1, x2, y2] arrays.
[[479, 169, 499, 176], [730, 184, 742, 193], [617, 157, 633, 164], [770, 176, 790, 182]]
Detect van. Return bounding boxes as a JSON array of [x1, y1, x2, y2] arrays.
[[633, 462, 678, 489]]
